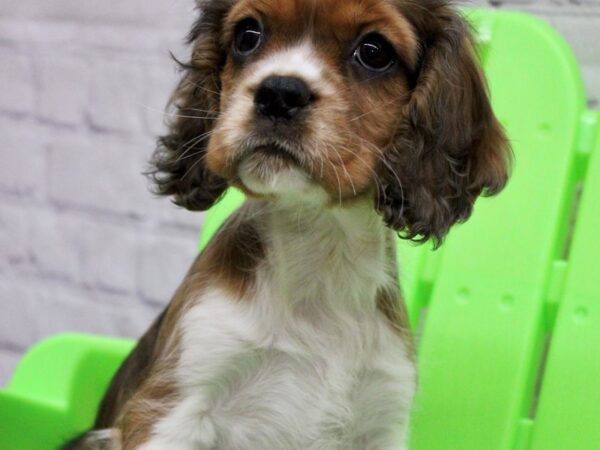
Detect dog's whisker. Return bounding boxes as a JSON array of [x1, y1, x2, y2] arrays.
[[347, 132, 406, 213], [175, 148, 204, 163], [175, 130, 217, 162], [339, 140, 385, 200], [181, 106, 223, 115], [325, 154, 343, 207], [184, 79, 221, 97], [328, 143, 357, 197], [178, 129, 215, 150], [141, 103, 221, 121]]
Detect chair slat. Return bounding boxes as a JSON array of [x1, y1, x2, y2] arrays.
[[408, 11, 587, 450], [529, 112, 600, 450]]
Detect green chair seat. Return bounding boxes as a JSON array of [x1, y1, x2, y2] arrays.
[[1, 9, 599, 450]]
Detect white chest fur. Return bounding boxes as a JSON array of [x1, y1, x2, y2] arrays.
[[140, 202, 416, 450]]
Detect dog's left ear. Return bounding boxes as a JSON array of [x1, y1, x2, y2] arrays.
[[376, 4, 512, 247], [148, 0, 232, 211]]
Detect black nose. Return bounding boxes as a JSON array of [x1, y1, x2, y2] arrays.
[[254, 76, 313, 121]]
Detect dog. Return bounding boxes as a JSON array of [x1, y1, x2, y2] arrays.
[[64, 0, 510, 448]]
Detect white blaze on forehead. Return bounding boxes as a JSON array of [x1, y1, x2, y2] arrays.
[[247, 41, 334, 96]]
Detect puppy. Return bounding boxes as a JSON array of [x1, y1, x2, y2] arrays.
[[65, 0, 510, 448]]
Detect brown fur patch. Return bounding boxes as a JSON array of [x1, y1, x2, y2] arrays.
[[118, 372, 180, 449], [95, 310, 170, 428], [97, 286, 189, 447], [194, 201, 267, 300]]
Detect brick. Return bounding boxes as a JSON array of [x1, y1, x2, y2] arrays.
[[31, 202, 145, 296], [568, 0, 600, 8], [0, 203, 31, 272], [47, 136, 149, 217], [490, 0, 536, 5], [0, 277, 158, 351], [581, 65, 600, 107], [458, 0, 492, 6], [0, 46, 34, 116], [0, 18, 185, 55], [0, 118, 45, 197], [494, 1, 600, 13], [142, 62, 180, 136], [79, 220, 138, 294], [37, 55, 90, 126], [79, 26, 185, 56], [86, 59, 145, 133], [136, 235, 197, 304], [539, 16, 600, 65], [0, 348, 22, 386], [0, 19, 79, 47], [0, 280, 39, 350], [88, 293, 161, 339], [148, 194, 207, 232], [29, 210, 82, 281], [529, 14, 600, 101]]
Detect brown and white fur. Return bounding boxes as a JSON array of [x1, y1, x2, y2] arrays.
[[64, 0, 511, 449]]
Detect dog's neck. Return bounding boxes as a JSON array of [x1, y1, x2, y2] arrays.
[[253, 197, 395, 320]]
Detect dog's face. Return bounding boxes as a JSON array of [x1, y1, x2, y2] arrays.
[[151, 0, 511, 245], [207, 0, 418, 202]]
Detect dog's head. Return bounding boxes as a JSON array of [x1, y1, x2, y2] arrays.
[[151, 0, 511, 245]]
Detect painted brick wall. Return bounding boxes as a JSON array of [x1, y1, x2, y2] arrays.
[[0, 0, 598, 384]]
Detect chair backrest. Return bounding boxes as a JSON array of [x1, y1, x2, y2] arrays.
[[402, 10, 596, 450]]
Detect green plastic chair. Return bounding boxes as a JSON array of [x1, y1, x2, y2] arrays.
[[1, 10, 599, 450]]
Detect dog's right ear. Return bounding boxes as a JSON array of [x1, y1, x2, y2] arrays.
[[149, 0, 235, 211]]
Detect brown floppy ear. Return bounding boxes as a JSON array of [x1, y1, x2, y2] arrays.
[[377, 2, 512, 247], [149, 0, 233, 211]]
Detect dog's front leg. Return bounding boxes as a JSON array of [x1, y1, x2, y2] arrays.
[[133, 290, 258, 450], [349, 337, 416, 450]]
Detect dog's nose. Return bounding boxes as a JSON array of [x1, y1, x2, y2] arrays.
[[254, 76, 313, 121]]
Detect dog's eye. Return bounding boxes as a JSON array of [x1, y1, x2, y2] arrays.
[[234, 18, 263, 56], [354, 34, 397, 72]]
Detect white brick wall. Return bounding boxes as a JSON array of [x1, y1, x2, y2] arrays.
[[0, 0, 202, 384], [0, 0, 598, 385]]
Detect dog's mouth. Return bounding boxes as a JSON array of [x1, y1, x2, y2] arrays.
[[253, 142, 302, 165], [235, 138, 316, 195], [235, 138, 305, 171]]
